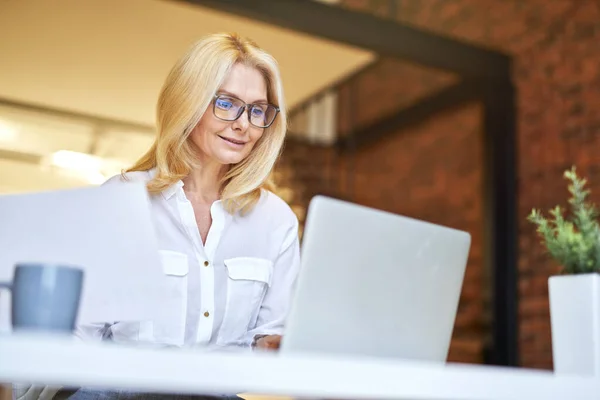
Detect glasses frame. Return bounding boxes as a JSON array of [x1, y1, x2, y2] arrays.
[[212, 94, 280, 128]]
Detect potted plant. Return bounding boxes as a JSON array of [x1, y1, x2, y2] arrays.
[[528, 167, 600, 376]]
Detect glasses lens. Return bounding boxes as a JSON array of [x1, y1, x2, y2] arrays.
[[214, 96, 244, 121], [249, 104, 278, 128]]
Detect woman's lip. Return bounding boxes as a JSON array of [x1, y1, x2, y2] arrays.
[[218, 135, 246, 145]]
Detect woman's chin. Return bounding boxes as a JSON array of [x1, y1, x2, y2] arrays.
[[213, 150, 248, 166]]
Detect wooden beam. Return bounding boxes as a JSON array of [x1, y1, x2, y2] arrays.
[[336, 80, 481, 150], [178, 0, 511, 79], [0, 97, 154, 134], [481, 81, 519, 366]]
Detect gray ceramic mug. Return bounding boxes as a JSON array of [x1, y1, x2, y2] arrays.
[[0, 263, 84, 332]]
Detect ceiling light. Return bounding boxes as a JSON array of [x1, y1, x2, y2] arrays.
[[50, 150, 103, 171], [0, 120, 18, 142], [48, 150, 125, 185]]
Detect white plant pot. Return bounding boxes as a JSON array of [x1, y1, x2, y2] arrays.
[[548, 273, 600, 376]]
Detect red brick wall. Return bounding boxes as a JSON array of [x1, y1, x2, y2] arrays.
[[278, 0, 600, 369], [274, 140, 338, 219]]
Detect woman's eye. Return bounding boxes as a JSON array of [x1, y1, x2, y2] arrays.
[[251, 106, 265, 117], [216, 99, 233, 110]]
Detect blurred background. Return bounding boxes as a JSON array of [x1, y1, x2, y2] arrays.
[[2, 0, 600, 372], [0, 0, 372, 193]]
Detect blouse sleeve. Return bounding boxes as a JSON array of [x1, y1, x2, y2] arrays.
[[240, 215, 301, 347]]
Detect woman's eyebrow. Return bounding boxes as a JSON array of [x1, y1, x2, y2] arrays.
[[218, 90, 268, 104]]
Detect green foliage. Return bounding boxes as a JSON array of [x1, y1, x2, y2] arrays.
[[527, 167, 600, 274]]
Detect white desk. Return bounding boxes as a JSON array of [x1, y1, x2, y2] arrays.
[[1, 334, 599, 400]]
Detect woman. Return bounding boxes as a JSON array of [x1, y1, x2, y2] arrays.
[[49, 32, 300, 399]]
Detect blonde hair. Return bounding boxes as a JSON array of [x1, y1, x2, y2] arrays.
[[127, 32, 287, 215]]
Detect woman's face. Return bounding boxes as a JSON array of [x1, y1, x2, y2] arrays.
[[189, 63, 269, 167]]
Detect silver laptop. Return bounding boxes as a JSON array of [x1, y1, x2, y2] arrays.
[[0, 182, 164, 331], [281, 195, 471, 362]]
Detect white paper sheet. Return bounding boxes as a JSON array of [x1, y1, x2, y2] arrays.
[[0, 182, 164, 330]]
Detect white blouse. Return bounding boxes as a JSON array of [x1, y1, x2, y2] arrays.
[[78, 169, 301, 349]]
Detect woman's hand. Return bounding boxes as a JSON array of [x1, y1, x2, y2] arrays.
[[254, 334, 282, 350]]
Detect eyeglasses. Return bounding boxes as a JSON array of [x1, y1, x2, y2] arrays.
[[212, 94, 279, 128]]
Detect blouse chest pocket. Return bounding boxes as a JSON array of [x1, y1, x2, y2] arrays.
[[217, 257, 273, 345], [142, 250, 189, 346]]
